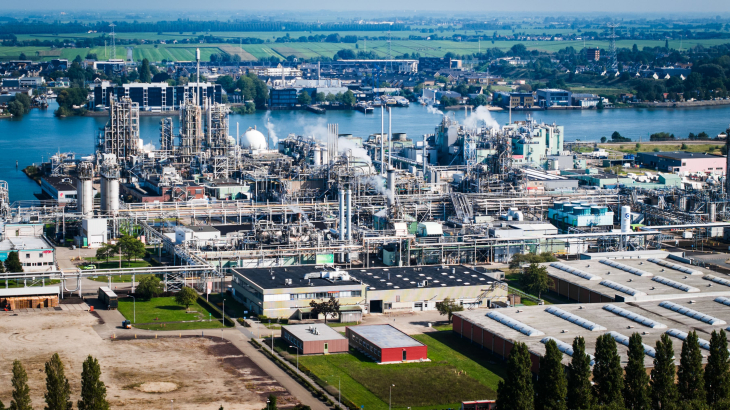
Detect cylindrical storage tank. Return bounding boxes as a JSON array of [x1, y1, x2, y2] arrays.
[[553, 202, 564, 210], [109, 179, 120, 214], [573, 207, 588, 216], [321, 148, 329, 165], [621, 205, 631, 233], [392, 132, 407, 141], [346, 189, 352, 242], [679, 196, 688, 211], [563, 204, 574, 213], [100, 177, 107, 212], [590, 206, 601, 215], [339, 190, 345, 239], [83, 179, 93, 218], [709, 203, 717, 222], [313, 146, 321, 166]]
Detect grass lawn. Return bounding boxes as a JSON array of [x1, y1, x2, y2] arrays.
[[134, 321, 225, 331], [598, 143, 723, 155], [327, 321, 360, 328], [2, 279, 60, 288], [89, 273, 154, 283], [207, 293, 249, 318], [288, 330, 503, 410], [117, 296, 228, 329]]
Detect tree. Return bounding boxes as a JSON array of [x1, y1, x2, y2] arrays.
[[263, 394, 277, 410], [536, 339, 567, 410], [5, 251, 23, 273], [44, 353, 72, 410], [117, 235, 146, 265], [593, 334, 624, 406], [297, 91, 311, 105], [706, 329, 730, 405], [315, 92, 326, 103], [95, 243, 117, 263], [624, 333, 650, 410], [19, 52, 27, 60], [651, 334, 678, 410], [678, 331, 706, 402], [601, 136, 607, 143], [567, 337, 594, 410], [520, 263, 552, 299], [341, 90, 356, 106], [436, 297, 464, 323], [309, 297, 340, 323], [174, 287, 198, 310], [136, 275, 163, 300], [78, 355, 109, 410], [496, 342, 534, 410], [10, 360, 32, 410]]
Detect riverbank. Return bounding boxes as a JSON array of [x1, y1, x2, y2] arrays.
[[634, 99, 730, 108]]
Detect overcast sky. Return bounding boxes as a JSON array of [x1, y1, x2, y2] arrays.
[[5, 0, 730, 14]]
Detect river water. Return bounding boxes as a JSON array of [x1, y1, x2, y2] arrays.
[[2, 102, 730, 202]]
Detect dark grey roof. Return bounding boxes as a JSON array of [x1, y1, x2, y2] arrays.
[[348, 324, 424, 349], [42, 176, 76, 192], [213, 224, 253, 236], [232, 266, 363, 290], [354, 265, 490, 291]]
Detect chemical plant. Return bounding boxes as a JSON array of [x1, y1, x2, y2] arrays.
[[1, 49, 730, 321]]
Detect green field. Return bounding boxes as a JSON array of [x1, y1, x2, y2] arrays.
[[117, 296, 226, 330], [282, 331, 504, 410], [4, 35, 729, 62], [599, 142, 724, 155]]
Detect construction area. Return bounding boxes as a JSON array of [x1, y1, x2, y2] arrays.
[[0, 310, 292, 410]]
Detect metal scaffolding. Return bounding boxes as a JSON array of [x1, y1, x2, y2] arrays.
[[97, 97, 140, 163]]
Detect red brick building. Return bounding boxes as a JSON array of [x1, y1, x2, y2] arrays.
[[281, 324, 348, 355], [346, 324, 428, 364]]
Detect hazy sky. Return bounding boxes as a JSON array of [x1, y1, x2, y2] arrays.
[[6, 0, 730, 14]]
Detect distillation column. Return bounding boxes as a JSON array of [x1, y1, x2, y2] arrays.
[[346, 189, 352, 243], [76, 162, 94, 218]]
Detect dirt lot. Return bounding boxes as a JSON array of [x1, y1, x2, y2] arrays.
[[0, 311, 292, 409]]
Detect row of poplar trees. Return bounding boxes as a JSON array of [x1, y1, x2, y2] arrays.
[[1, 354, 109, 410], [497, 329, 730, 410]]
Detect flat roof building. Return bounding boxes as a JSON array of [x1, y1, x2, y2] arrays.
[[454, 295, 730, 371], [542, 252, 730, 304], [230, 265, 507, 319], [281, 324, 349, 355], [635, 151, 726, 175], [346, 324, 428, 363]]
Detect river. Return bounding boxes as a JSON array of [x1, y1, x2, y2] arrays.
[[1, 102, 730, 202]]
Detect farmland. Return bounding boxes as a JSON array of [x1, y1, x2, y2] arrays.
[[3, 35, 729, 62]]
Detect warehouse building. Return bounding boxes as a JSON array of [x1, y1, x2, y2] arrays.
[[91, 81, 223, 111], [281, 324, 349, 355], [635, 151, 726, 175], [346, 324, 428, 363], [453, 295, 730, 371], [231, 266, 365, 319], [0, 236, 56, 272], [230, 264, 507, 319], [541, 251, 728, 303]]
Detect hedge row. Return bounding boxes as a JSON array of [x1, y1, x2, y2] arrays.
[[196, 296, 235, 327]]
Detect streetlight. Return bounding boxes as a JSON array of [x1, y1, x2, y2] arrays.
[[289, 345, 299, 370], [389, 384, 395, 410], [128, 295, 136, 323], [266, 399, 270, 410], [330, 375, 341, 405]]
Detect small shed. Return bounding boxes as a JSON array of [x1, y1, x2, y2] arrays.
[[281, 324, 349, 355]]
